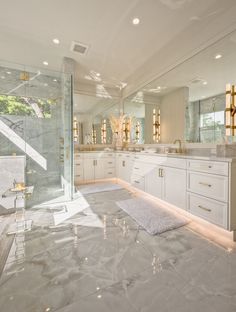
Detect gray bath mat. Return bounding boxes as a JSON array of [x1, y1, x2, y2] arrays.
[[79, 183, 123, 195], [116, 198, 189, 235]]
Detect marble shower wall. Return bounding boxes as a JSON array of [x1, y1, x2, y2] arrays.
[[0, 110, 61, 188]]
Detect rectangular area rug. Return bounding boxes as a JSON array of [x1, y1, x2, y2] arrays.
[[116, 197, 189, 235], [79, 183, 123, 195]]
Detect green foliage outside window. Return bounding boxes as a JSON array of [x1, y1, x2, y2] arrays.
[[0, 95, 56, 118]]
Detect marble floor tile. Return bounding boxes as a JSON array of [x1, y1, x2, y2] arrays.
[[0, 186, 236, 311]]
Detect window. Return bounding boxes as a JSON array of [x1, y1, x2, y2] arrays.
[[199, 94, 225, 143], [186, 93, 225, 143]]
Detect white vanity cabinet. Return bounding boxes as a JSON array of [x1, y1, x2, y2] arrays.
[[162, 165, 187, 210], [74, 156, 84, 183], [145, 166, 163, 198], [187, 159, 229, 229], [116, 153, 134, 183], [132, 154, 187, 209], [74, 150, 236, 236], [74, 152, 115, 183], [83, 157, 105, 180], [145, 157, 186, 210]]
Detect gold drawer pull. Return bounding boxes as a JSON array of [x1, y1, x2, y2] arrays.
[[108, 172, 113, 174], [108, 162, 113, 164], [199, 182, 212, 187], [198, 205, 212, 212]]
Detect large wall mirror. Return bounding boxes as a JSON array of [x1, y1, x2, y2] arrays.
[[124, 29, 236, 144], [74, 93, 120, 145]]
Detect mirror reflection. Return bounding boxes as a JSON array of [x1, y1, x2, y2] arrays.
[[124, 30, 236, 144], [74, 93, 120, 145], [124, 94, 160, 144]]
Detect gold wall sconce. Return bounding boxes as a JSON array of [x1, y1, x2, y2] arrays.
[[135, 121, 140, 142], [123, 118, 131, 143], [92, 124, 97, 144], [153, 108, 161, 142], [226, 84, 236, 136], [101, 119, 107, 144], [73, 116, 79, 142]]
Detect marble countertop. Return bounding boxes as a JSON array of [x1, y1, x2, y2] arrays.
[[75, 150, 236, 162]]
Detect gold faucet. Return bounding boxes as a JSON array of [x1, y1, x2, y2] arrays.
[[173, 139, 182, 153]]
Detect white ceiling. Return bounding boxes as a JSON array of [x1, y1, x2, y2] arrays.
[[1, 0, 236, 94], [74, 93, 119, 117], [133, 30, 236, 102]]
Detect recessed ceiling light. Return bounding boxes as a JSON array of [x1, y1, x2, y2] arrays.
[[203, 81, 208, 85], [43, 61, 48, 66], [132, 17, 140, 25], [215, 54, 222, 59], [53, 38, 60, 44], [53, 79, 57, 82], [96, 72, 100, 77], [44, 83, 48, 87], [6, 71, 11, 75], [1, 76, 5, 79]]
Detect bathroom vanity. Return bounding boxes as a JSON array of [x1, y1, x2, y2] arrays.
[[75, 151, 236, 236]]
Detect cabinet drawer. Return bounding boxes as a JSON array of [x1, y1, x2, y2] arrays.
[[74, 166, 83, 175], [104, 153, 115, 158], [74, 155, 83, 162], [104, 159, 115, 168], [134, 155, 164, 165], [74, 172, 84, 183], [133, 161, 155, 177], [187, 172, 228, 202], [188, 193, 228, 228], [187, 159, 228, 176], [74, 160, 83, 166], [161, 157, 186, 169], [131, 175, 145, 191], [105, 170, 115, 178]]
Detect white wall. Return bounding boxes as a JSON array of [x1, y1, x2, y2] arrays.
[[160, 87, 189, 143]]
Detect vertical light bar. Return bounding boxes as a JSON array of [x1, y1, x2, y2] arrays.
[[137, 122, 140, 141], [153, 108, 156, 141], [226, 84, 232, 136], [101, 119, 107, 144], [92, 124, 96, 144], [73, 116, 78, 142], [158, 109, 161, 142], [104, 119, 106, 143], [232, 85, 236, 136]]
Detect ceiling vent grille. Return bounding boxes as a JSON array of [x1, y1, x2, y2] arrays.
[[71, 41, 89, 55], [190, 78, 204, 84]]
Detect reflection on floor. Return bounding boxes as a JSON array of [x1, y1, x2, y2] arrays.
[[1, 186, 236, 312]]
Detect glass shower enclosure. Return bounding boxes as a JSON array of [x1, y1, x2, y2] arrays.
[[0, 60, 74, 216]]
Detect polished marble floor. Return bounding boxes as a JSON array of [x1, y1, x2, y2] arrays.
[[0, 186, 236, 312]]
